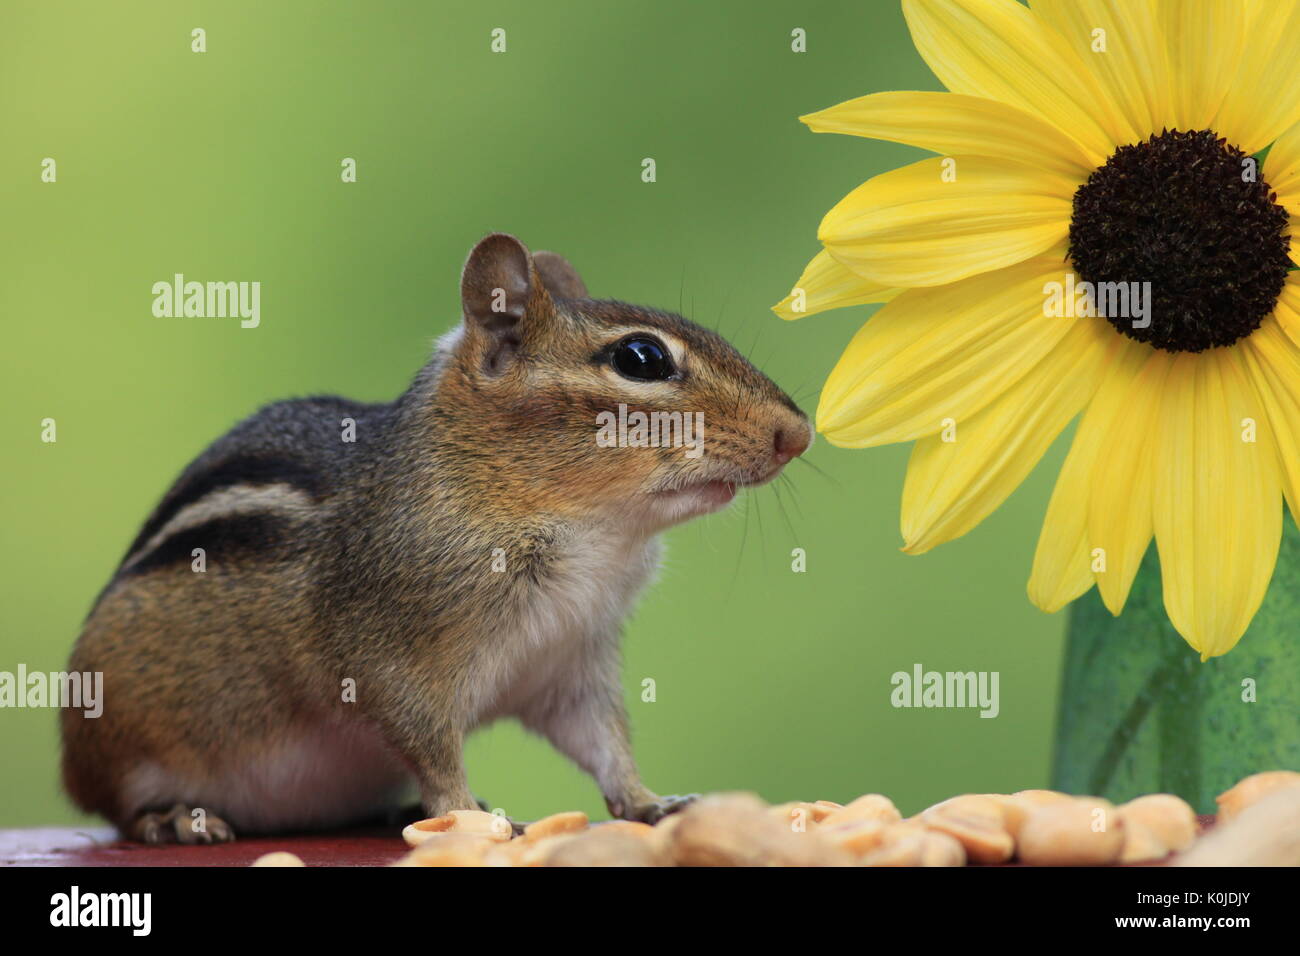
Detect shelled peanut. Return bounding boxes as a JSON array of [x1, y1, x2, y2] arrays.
[[401, 808, 513, 846], [1214, 770, 1300, 822], [378, 770, 1296, 867]]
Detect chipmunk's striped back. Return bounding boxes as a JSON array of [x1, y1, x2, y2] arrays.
[[97, 397, 391, 606]]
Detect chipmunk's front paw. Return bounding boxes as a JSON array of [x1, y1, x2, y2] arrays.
[[615, 793, 699, 825]]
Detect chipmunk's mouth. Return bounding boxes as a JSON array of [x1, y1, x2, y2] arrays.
[[694, 479, 738, 506], [648, 477, 735, 515], [652, 467, 785, 511], [637, 446, 802, 529], [661, 459, 790, 495], [639, 463, 793, 528]]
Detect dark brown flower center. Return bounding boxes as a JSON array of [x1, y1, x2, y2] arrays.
[[1068, 129, 1291, 352]]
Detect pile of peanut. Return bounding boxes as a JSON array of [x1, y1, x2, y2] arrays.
[[249, 769, 1300, 867]]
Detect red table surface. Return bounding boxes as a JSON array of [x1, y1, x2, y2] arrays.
[[1, 826, 409, 867], [1, 817, 1218, 867]]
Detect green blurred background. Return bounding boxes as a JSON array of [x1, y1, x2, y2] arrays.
[[1, 0, 1073, 827]]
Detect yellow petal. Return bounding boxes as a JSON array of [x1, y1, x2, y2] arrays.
[[1155, 0, 1248, 133], [1242, 316, 1300, 523], [1026, 437, 1098, 612], [801, 90, 1094, 180], [1152, 349, 1282, 660], [772, 248, 900, 320], [1086, 348, 1173, 615], [818, 156, 1074, 288], [900, 317, 1111, 554], [1263, 119, 1300, 267], [1032, 0, 1169, 148], [901, 0, 1125, 165], [818, 257, 1080, 447], [1212, 0, 1300, 154], [1264, 118, 1300, 209], [1273, 277, 1300, 349], [1027, 338, 1148, 612]]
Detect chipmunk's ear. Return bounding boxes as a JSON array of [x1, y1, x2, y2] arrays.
[[460, 233, 547, 375], [532, 251, 588, 299]]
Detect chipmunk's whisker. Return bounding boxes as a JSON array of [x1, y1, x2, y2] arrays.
[[792, 455, 839, 490], [769, 479, 798, 543], [777, 472, 805, 521], [727, 487, 753, 596]]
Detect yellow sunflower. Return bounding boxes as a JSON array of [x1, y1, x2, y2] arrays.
[[776, 0, 1300, 660]]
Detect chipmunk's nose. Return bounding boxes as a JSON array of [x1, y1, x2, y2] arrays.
[[772, 420, 811, 466]]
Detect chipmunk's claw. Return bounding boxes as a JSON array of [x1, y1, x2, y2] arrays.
[[128, 803, 236, 845], [471, 793, 523, 832], [623, 793, 699, 825]]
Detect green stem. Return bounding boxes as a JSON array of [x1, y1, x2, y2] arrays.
[[1156, 650, 1201, 798], [1083, 656, 1173, 796]]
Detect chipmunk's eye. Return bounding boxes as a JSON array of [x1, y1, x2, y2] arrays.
[[611, 336, 674, 381]]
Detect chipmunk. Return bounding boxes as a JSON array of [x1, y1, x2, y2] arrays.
[[61, 233, 811, 843]]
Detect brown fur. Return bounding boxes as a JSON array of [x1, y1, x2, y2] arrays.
[[61, 233, 811, 841]]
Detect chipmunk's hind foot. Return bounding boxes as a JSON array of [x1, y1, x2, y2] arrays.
[[127, 803, 236, 845]]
